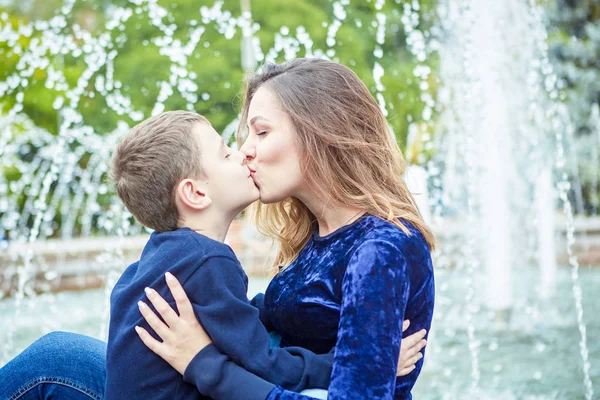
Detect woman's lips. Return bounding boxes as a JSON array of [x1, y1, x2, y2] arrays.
[[247, 168, 259, 188]]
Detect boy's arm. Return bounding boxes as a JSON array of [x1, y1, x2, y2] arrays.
[[184, 347, 323, 400], [250, 292, 274, 331], [183, 256, 333, 392]]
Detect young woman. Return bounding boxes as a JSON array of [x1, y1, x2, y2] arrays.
[[0, 59, 434, 400], [135, 58, 435, 400]]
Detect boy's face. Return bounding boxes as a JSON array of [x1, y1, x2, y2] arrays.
[[194, 122, 259, 215]]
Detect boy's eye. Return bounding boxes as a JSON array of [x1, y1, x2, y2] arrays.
[[225, 153, 232, 159]]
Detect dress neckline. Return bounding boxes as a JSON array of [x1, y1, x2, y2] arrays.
[[312, 213, 370, 241]]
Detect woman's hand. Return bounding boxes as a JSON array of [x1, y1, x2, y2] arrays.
[[397, 320, 427, 376], [135, 272, 212, 375]]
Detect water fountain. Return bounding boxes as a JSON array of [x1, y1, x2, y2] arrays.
[[0, 0, 597, 398]]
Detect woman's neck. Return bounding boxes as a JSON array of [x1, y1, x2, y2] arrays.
[[298, 193, 365, 237]]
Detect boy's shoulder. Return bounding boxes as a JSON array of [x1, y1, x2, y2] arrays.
[[127, 228, 241, 288], [145, 227, 238, 262]]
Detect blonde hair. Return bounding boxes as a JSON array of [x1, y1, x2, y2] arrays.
[[237, 59, 435, 270], [111, 111, 208, 232]]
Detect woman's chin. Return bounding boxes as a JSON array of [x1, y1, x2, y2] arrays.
[[258, 192, 289, 205], [258, 192, 276, 204]]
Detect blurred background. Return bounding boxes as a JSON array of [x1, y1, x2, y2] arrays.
[[0, 0, 599, 398]]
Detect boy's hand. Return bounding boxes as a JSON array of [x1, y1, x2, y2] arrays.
[[135, 272, 212, 375], [397, 320, 427, 376]]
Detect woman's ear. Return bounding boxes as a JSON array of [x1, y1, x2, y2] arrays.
[[176, 179, 212, 211]]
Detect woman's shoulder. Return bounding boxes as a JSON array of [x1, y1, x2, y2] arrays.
[[359, 215, 430, 257]]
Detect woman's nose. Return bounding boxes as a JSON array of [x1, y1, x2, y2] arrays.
[[239, 136, 255, 160]]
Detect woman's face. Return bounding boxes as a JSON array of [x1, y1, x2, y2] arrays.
[[240, 86, 306, 204]]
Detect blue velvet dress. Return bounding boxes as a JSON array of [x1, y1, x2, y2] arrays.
[[0, 214, 434, 400], [257, 214, 435, 399]]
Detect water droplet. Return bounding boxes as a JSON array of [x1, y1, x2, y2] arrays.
[[535, 342, 546, 352]]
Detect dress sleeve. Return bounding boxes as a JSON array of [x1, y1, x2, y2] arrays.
[[181, 256, 332, 398], [327, 239, 410, 400]]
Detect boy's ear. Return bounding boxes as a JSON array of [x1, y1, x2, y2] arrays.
[[176, 179, 212, 211]]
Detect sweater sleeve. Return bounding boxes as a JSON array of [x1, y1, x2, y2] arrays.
[[250, 292, 274, 331], [184, 348, 322, 400], [181, 256, 333, 397], [184, 344, 275, 400]]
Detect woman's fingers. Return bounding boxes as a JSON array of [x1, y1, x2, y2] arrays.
[[135, 325, 165, 357], [402, 329, 427, 355], [397, 329, 427, 373], [402, 319, 410, 332], [396, 349, 424, 376], [144, 286, 180, 327], [138, 300, 172, 341], [404, 338, 427, 360], [408, 351, 424, 366], [165, 272, 195, 319], [397, 365, 416, 377]]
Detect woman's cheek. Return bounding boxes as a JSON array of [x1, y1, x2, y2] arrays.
[[257, 139, 277, 166]]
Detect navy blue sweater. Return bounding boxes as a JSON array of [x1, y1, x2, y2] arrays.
[[185, 215, 435, 400], [105, 228, 333, 400]]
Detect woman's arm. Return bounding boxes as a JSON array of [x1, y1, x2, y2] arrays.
[[326, 238, 412, 400]]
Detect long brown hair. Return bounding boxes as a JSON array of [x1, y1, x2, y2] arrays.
[[237, 58, 435, 269]]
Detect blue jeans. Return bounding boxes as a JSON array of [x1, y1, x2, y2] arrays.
[[0, 332, 106, 400], [0, 332, 328, 400]]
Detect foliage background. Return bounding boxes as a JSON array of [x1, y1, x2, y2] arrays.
[[0, 0, 599, 239], [0, 0, 439, 147]]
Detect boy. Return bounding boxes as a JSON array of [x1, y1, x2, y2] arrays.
[[106, 111, 333, 400], [105, 111, 422, 400]]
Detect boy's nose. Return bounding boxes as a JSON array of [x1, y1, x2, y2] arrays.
[[235, 150, 246, 165]]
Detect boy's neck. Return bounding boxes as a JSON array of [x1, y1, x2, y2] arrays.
[[180, 213, 234, 243]]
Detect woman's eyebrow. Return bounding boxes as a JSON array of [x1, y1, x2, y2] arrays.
[[248, 116, 270, 127]]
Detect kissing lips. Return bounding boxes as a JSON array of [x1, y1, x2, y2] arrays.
[[247, 166, 256, 179]]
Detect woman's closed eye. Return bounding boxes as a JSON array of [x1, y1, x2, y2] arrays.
[[256, 130, 268, 136]]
